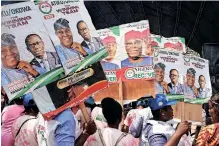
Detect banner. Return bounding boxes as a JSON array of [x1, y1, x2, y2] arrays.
[[153, 48, 184, 100], [119, 20, 154, 81], [97, 26, 121, 83], [161, 37, 186, 53], [1, 2, 60, 101], [38, 0, 106, 75], [183, 55, 212, 104]]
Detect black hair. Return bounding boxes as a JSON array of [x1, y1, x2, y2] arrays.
[[101, 97, 122, 125], [25, 34, 42, 50], [85, 102, 96, 111], [24, 99, 39, 114], [169, 69, 179, 75], [198, 75, 205, 80], [76, 20, 86, 31], [9, 97, 23, 105]]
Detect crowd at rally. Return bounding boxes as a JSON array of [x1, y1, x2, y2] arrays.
[[1, 87, 219, 146]]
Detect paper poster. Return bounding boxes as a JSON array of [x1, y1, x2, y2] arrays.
[[183, 55, 212, 104], [150, 34, 162, 48], [153, 48, 185, 100], [1, 2, 61, 101], [119, 20, 154, 81], [38, 0, 107, 75], [161, 37, 186, 53], [97, 26, 121, 83]]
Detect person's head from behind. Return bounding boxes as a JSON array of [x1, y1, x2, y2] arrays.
[[208, 93, 219, 123], [25, 34, 45, 59], [54, 18, 73, 48], [186, 68, 196, 87], [1, 33, 20, 69], [199, 75, 206, 89], [102, 36, 117, 61], [125, 30, 143, 60], [77, 20, 91, 41], [154, 62, 165, 84], [136, 95, 153, 109], [101, 97, 122, 128], [84, 96, 96, 111], [149, 94, 177, 122], [23, 95, 39, 116], [169, 69, 179, 84]]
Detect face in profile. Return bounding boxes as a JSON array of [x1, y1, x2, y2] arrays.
[[105, 42, 117, 60], [78, 22, 90, 41], [170, 70, 179, 84], [27, 35, 44, 59], [199, 76, 206, 89], [1, 45, 20, 69], [155, 68, 164, 83], [56, 28, 73, 48], [125, 39, 142, 58], [186, 73, 195, 87], [162, 105, 174, 121]]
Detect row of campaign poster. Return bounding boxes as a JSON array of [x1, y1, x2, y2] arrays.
[[154, 48, 212, 104], [1, 1, 108, 120]]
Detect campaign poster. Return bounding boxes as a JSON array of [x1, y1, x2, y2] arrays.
[[153, 48, 185, 101], [1, 2, 62, 101], [119, 20, 154, 81], [161, 37, 186, 53], [38, 0, 107, 75], [183, 55, 212, 104], [97, 26, 121, 83], [150, 34, 162, 48]]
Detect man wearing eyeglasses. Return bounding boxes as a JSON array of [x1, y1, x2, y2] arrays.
[[197, 75, 211, 98], [1, 33, 46, 97], [121, 30, 153, 68], [184, 68, 198, 99], [25, 34, 61, 72], [168, 69, 184, 94], [77, 20, 103, 55]]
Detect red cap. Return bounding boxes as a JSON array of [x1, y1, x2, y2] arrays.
[[102, 36, 116, 45], [164, 42, 175, 48], [151, 41, 158, 47], [125, 30, 142, 41], [142, 29, 150, 38]]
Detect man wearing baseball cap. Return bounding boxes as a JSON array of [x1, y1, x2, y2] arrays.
[[184, 68, 198, 99], [121, 30, 153, 67], [130, 94, 191, 146], [101, 36, 120, 70], [154, 62, 170, 94]]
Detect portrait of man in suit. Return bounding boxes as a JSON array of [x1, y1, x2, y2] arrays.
[[197, 75, 211, 98], [168, 69, 183, 94], [77, 20, 103, 55], [25, 33, 61, 71]]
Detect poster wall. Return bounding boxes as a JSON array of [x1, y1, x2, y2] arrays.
[[183, 55, 212, 104], [153, 48, 185, 100]]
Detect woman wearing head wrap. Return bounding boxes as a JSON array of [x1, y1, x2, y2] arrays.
[[196, 93, 219, 146]]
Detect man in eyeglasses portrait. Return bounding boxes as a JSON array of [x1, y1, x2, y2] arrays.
[[25, 34, 61, 72], [168, 69, 184, 94], [121, 30, 153, 68]]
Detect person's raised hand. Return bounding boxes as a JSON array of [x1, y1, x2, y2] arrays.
[[71, 42, 88, 56], [83, 120, 97, 135], [17, 61, 39, 77], [175, 121, 191, 136]]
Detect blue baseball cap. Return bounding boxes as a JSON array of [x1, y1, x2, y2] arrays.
[[85, 97, 95, 105], [148, 94, 177, 110]]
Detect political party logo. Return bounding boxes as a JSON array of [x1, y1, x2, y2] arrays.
[[125, 68, 135, 79], [39, 2, 52, 14], [183, 55, 190, 62]]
